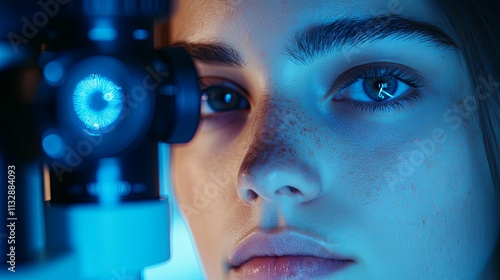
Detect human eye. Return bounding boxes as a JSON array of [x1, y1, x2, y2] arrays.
[[331, 63, 426, 113], [199, 77, 250, 118]]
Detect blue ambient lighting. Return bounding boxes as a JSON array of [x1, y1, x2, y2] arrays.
[[72, 74, 124, 132], [224, 93, 232, 103], [44, 61, 64, 83], [96, 158, 121, 182], [42, 133, 64, 157], [133, 29, 149, 40], [0, 42, 14, 69], [90, 158, 130, 204], [88, 27, 118, 41]]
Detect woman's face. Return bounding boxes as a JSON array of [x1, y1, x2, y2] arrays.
[[169, 0, 500, 279]]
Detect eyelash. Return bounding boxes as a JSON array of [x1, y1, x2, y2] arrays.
[[333, 64, 426, 113], [198, 78, 250, 123], [199, 64, 426, 118], [342, 90, 424, 113]]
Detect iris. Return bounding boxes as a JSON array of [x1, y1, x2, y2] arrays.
[[363, 76, 398, 102], [72, 74, 124, 132], [201, 86, 249, 112]]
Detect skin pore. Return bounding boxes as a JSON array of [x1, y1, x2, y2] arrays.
[[169, 0, 500, 279]]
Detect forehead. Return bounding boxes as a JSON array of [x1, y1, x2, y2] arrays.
[[169, 0, 444, 45]]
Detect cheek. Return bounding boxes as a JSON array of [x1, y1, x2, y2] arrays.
[[328, 107, 498, 277], [172, 114, 248, 200], [170, 126, 251, 235], [170, 144, 234, 276], [171, 146, 238, 222]]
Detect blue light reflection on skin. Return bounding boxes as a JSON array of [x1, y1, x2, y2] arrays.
[[72, 74, 124, 133]]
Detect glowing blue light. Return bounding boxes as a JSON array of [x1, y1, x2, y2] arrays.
[[42, 133, 64, 157], [103, 92, 114, 101], [224, 93, 232, 103], [88, 27, 117, 41], [133, 29, 149, 40], [44, 61, 64, 83], [96, 158, 121, 182], [72, 74, 124, 132], [0, 42, 14, 69]]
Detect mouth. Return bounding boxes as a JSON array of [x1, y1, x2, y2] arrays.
[[228, 229, 355, 279]]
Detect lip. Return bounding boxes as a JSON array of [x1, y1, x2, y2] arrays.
[[228, 229, 354, 279]]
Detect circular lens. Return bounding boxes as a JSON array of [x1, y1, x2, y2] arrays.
[[72, 74, 124, 133]]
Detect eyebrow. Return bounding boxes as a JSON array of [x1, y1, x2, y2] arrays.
[[171, 41, 244, 67], [171, 15, 457, 67], [286, 15, 457, 65]]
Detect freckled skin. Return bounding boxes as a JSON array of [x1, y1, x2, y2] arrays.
[[169, 0, 500, 279]]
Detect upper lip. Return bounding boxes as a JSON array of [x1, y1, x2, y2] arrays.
[[229, 229, 353, 268]]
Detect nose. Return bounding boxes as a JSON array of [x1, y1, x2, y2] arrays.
[[237, 98, 321, 206], [238, 160, 321, 205]]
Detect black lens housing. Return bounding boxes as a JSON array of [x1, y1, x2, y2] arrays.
[[35, 0, 200, 204]]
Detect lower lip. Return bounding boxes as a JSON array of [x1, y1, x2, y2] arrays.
[[229, 256, 353, 280]]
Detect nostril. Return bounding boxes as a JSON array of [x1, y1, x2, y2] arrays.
[[275, 186, 301, 196], [245, 189, 258, 201], [237, 162, 322, 204]]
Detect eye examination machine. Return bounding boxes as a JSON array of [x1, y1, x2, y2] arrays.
[[0, 0, 201, 279]]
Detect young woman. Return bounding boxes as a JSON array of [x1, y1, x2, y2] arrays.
[[168, 0, 500, 279]]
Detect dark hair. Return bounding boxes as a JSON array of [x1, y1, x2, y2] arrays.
[[436, 0, 500, 196]]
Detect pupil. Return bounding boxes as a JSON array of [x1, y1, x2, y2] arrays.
[[88, 91, 108, 111], [206, 88, 240, 112], [363, 76, 397, 101]]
